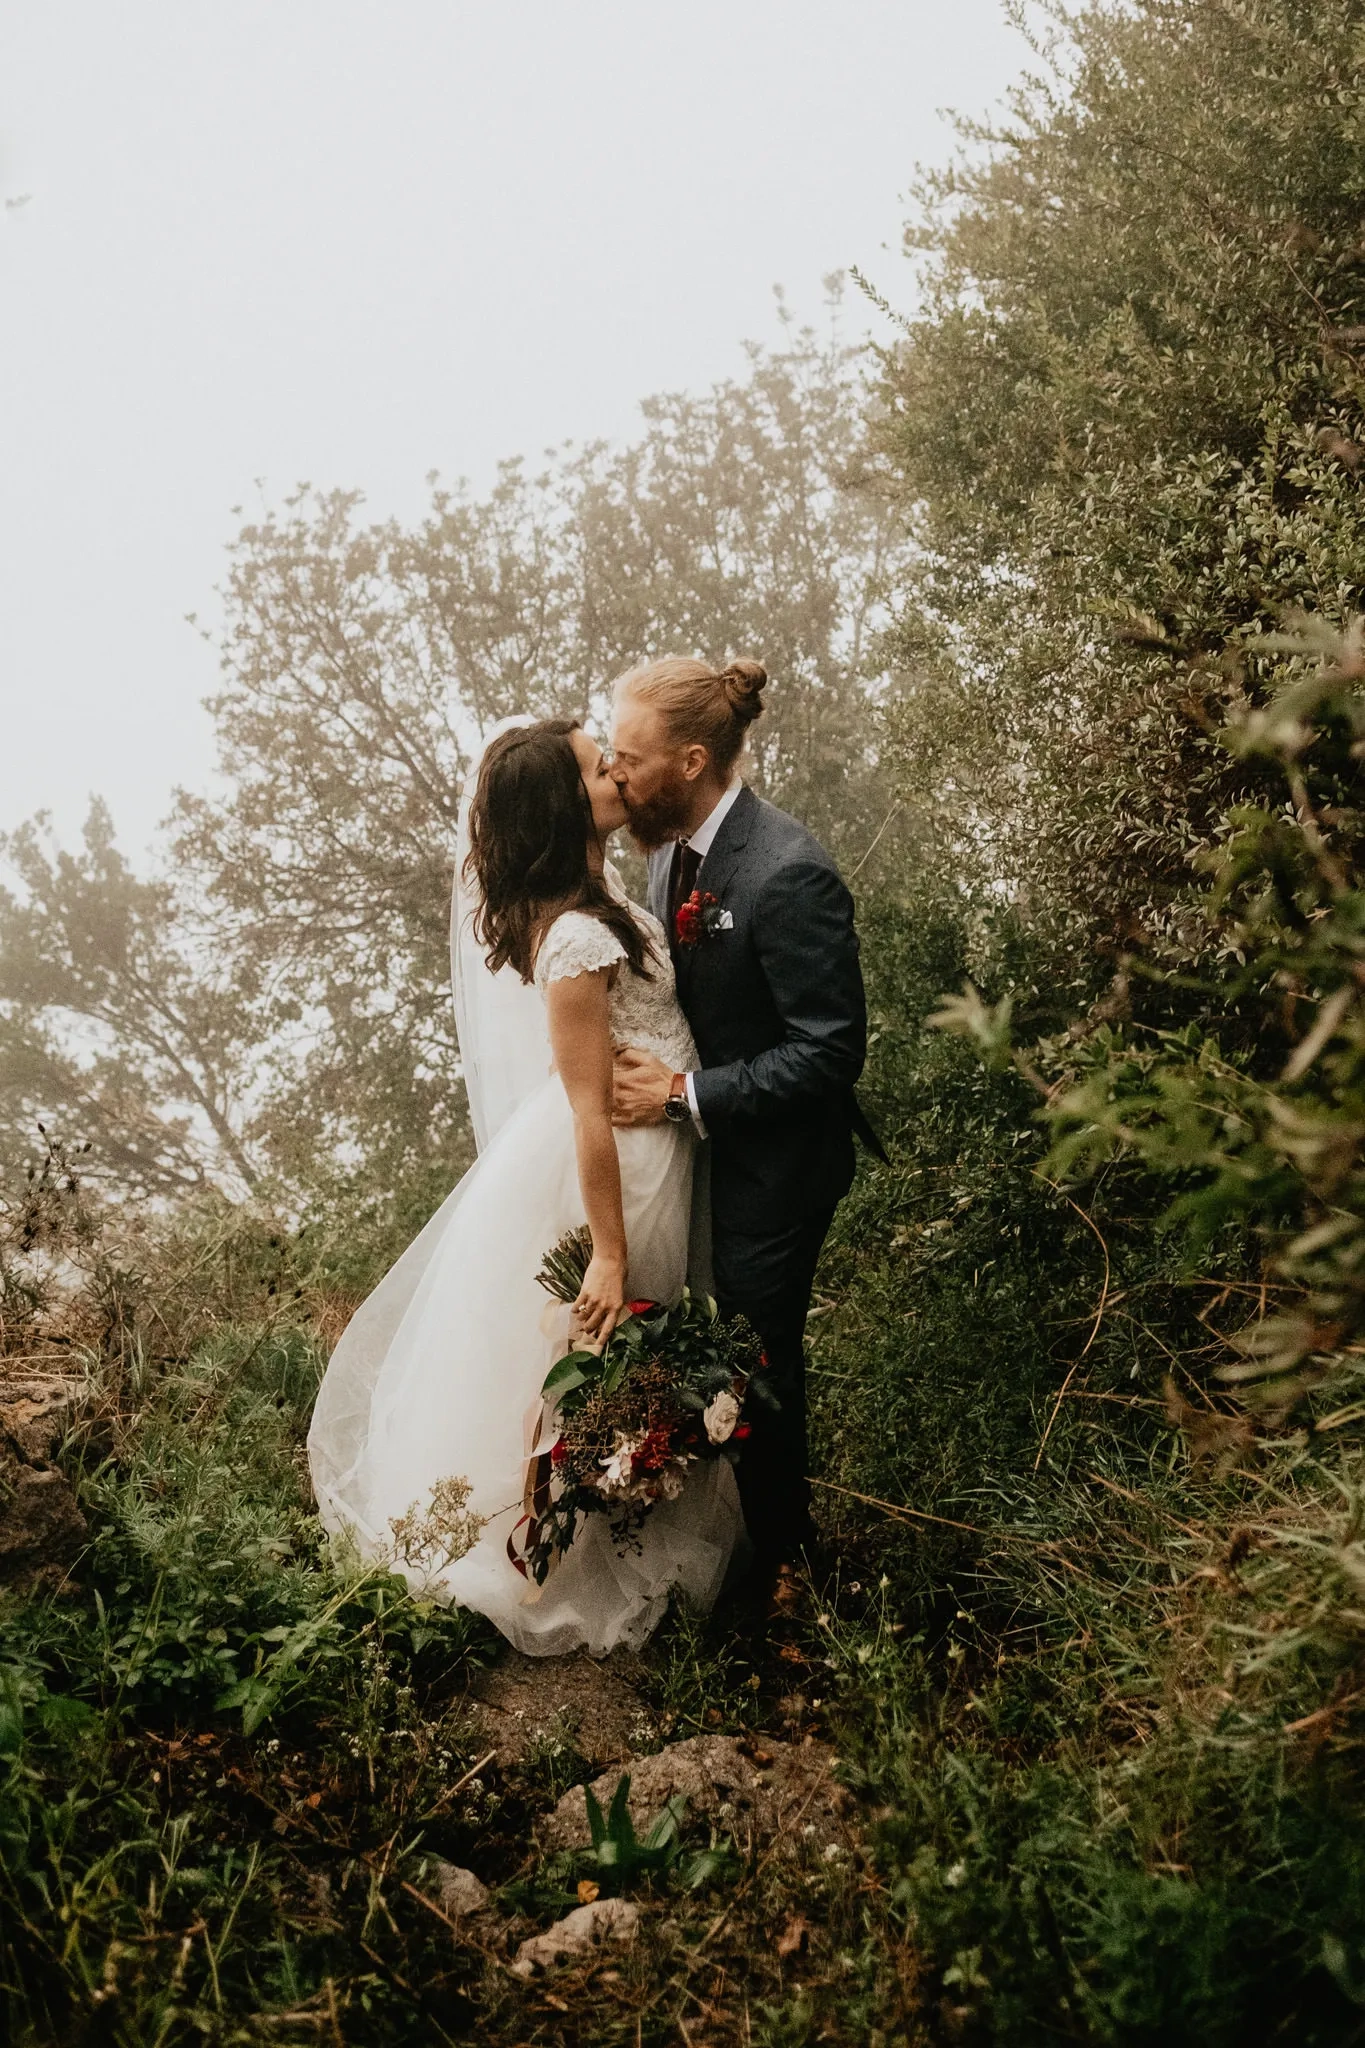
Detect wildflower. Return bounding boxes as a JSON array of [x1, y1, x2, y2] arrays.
[[389, 1474, 484, 1571]]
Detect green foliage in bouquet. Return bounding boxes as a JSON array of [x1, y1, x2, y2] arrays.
[[516, 1230, 770, 1584], [535, 1225, 772, 1422]]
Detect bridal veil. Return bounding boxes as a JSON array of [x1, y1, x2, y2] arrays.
[[307, 716, 741, 1656]]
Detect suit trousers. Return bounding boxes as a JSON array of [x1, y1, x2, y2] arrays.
[[711, 1204, 837, 1567]]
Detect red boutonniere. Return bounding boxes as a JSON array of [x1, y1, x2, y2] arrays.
[[675, 888, 720, 947]]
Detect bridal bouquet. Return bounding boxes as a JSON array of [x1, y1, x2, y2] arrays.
[[508, 1227, 772, 1588]]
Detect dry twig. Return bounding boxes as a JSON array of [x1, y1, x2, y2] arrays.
[[1033, 1178, 1113, 1471]]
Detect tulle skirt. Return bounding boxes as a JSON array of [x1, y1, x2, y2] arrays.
[[306, 1076, 743, 1657]]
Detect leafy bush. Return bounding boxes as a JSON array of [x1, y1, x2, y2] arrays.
[[0, 1199, 498, 2043]]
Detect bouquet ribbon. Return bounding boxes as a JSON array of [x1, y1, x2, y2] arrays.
[[507, 1394, 557, 1600]]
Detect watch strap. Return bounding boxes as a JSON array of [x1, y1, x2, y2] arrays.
[[665, 1072, 690, 1123]]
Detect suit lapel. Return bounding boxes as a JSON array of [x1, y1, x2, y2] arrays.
[[672, 786, 756, 998], [695, 784, 757, 902], [644, 789, 756, 995]]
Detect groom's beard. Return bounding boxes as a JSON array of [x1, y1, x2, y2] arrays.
[[623, 780, 695, 853]]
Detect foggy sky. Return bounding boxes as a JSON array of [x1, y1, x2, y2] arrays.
[[0, 3, 1025, 856]]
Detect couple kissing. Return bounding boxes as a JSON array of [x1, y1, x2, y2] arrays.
[[308, 656, 875, 1657]]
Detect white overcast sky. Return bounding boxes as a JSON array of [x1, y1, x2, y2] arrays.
[[1, 3, 1025, 856]]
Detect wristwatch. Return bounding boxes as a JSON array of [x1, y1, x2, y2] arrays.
[[664, 1073, 692, 1125]]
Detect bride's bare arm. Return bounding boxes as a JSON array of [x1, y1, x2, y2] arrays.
[[544, 967, 627, 1347]]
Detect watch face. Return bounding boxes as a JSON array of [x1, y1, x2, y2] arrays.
[[665, 1094, 689, 1123]]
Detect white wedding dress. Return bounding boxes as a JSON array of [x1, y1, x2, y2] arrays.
[[307, 742, 743, 1657]]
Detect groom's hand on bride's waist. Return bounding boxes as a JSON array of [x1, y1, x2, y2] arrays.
[[612, 1046, 672, 1127]]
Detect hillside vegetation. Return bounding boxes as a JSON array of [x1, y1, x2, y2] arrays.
[[3, 2, 1365, 2041]]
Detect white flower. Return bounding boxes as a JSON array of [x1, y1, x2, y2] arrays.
[[703, 1389, 740, 1443], [655, 1463, 688, 1501], [599, 1432, 644, 1494]]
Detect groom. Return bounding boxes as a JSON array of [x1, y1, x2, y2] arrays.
[[608, 656, 871, 1596]]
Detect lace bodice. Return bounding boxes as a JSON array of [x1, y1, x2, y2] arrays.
[[533, 873, 698, 1074]]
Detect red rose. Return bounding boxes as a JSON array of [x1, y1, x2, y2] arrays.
[[732, 1423, 752, 1441], [550, 1437, 567, 1466], [627, 1299, 657, 1316]]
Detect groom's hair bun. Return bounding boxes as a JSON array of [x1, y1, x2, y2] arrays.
[[614, 654, 769, 771], [719, 658, 767, 725]]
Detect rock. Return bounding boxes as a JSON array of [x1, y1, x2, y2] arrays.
[[0, 1375, 87, 1463], [464, 1647, 655, 1767], [429, 1861, 489, 1918], [0, 1375, 89, 1585], [510, 1896, 639, 1977], [0, 1456, 87, 1582], [538, 1732, 854, 1862]]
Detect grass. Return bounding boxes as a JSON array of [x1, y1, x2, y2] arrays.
[[800, 1004, 1365, 2042], [0, 1199, 920, 2044], [2, 997, 1365, 2042]]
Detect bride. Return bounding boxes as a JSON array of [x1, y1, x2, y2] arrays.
[[307, 715, 744, 1657]]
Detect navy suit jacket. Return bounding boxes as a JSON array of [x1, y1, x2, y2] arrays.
[[648, 786, 867, 1237]]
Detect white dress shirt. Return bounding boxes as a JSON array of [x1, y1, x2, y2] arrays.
[[678, 778, 742, 1136], [684, 774, 743, 861]]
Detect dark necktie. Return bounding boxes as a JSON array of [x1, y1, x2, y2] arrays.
[[668, 840, 703, 940]]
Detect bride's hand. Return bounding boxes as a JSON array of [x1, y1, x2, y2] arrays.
[[573, 1253, 627, 1352]]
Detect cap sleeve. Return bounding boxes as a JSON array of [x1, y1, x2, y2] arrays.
[[534, 911, 628, 991]]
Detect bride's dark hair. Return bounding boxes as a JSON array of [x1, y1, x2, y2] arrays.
[[463, 717, 654, 985]]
